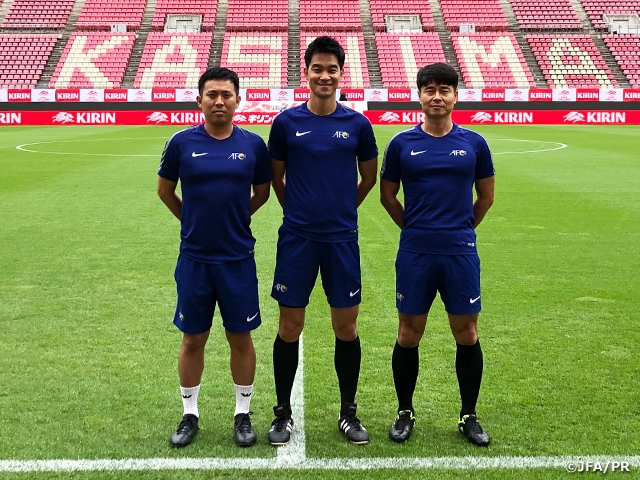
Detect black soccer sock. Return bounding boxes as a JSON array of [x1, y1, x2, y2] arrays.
[[456, 340, 484, 417], [273, 334, 299, 411], [392, 341, 419, 413], [334, 336, 361, 409]]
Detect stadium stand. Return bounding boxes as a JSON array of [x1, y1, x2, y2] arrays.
[[300, 32, 370, 88], [226, 0, 287, 31], [603, 34, 640, 87], [1, 0, 73, 29], [134, 33, 212, 88], [49, 32, 136, 88], [299, 0, 362, 31], [527, 34, 618, 87], [376, 32, 446, 87], [440, 0, 509, 31], [151, 0, 218, 31], [76, 0, 145, 31], [510, 0, 582, 30], [451, 32, 535, 87], [369, 0, 436, 32], [580, 0, 640, 30], [0, 34, 59, 88], [221, 32, 288, 88]]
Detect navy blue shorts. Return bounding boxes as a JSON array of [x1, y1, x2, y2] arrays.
[[271, 228, 361, 308], [395, 250, 481, 316], [173, 254, 262, 334]]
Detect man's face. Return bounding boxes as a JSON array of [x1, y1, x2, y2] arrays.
[[418, 82, 457, 119], [304, 53, 344, 100], [197, 79, 240, 127]]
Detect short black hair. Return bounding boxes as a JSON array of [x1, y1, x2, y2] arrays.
[[304, 36, 345, 69], [417, 62, 459, 91], [198, 67, 240, 96]]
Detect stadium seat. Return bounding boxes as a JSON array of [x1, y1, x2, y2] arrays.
[[49, 33, 136, 88], [510, 0, 582, 30], [0, 34, 59, 88], [1, 0, 73, 29], [299, 0, 362, 31], [369, 0, 436, 32], [440, 0, 509, 31], [221, 32, 288, 88], [76, 0, 146, 31], [151, 0, 218, 31], [603, 34, 640, 85], [376, 32, 446, 87], [226, 0, 287, 32]]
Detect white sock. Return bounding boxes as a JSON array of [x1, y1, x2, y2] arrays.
[[181, 385, 200, 418], [234, 384, 253, 416]]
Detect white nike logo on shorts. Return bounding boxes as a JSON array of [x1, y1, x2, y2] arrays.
[[247, 312, 259, 322], [296, 131, 311, 136], [349, 289, 360, 297], [192, 152, 208, 157], [470, 296, 481, 304]]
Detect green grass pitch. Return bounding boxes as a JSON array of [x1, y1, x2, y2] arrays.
[[0, 124, 639, 479]]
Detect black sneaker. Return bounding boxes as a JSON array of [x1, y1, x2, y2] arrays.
[[268, 405, 293, 446], [338, 403, 369, 445], [458, 414, 490, 447], [234, 412, 257, 447], [389, 410, 415, 443], [170, 414, 199, 447]]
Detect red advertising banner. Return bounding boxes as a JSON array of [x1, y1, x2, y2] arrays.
[[246, 89, 271, 101], [482, 89, 505, 101], [55, 89, 81, 102], [623, 89, 640, 102], [104, 89, 129, 102], [0, 110, 280, 125], [151, 89, 176, 102], [364, 110, 638, 125], [8, 89, 31, 102], [528, 89, 553, 102], [341, 88, 365, 101], [387, 88, 411, 101], [576, 89, 600, 102], [293, 89, 310, 101]]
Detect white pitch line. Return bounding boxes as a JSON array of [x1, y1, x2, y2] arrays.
[[2, 456, 639, 472], [489, 138, 568, 155], [276, 332, 306, 465]]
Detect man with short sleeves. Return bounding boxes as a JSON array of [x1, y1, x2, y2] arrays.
[[380, 63, 495, 446], [267, 36, 378, 446], [157, 67, 271, 448]]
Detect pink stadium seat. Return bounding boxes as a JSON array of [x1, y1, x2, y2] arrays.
[[451, 32, 535, 87], [440, 0, 509, 31], [299, 0, 362, 31], [226, 0, 287, 31], [221, 32, 288, 87], [134, 33, 212, 87], [369, 0, 436, 32], [1, 0, 73, 28], [0, 34, 59, 88], [49, 33, 135, 88], [527, 34, 618, 87], [300, 32, 370, 87], [603, 34, 640, 85], [511, 0, 582, 30], [580, 0, 640, 30], [151, 0, 218, 31], [376, 33, 446, 87], [76, 0, 146, 31]]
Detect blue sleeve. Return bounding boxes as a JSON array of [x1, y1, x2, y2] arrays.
[[157, 133, 180, 181], [475, 137, 495, 180], [380, 136, 401, 183], [356, 117, 378, 162], [268, 114, 287, 161], [253, 136, 272, 185]]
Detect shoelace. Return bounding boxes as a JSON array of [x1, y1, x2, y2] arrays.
[[236, 413, 253, 433], [176, 417, 196, 433], [341, 415, 365, 431], [394, 411, 414, 430], [462, 416, 483, 434], [271, 415, 291, 432]]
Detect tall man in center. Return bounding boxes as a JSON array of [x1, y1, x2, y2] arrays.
[[267, 36, 378, 446]]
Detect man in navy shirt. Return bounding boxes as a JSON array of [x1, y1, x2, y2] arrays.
[[267, 36, 378, 446], [158, 67, 271, 448], [380, 63, 495, 446]]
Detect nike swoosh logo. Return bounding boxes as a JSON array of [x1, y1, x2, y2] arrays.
[[192, 152, 208, 157], [411, 150, 427, 155], [470, 296, 481, 304], [246, 312, 259, 322], [296, 131, 311, 136], [241, 392, 252, 397], [349, 289, 360, 297]]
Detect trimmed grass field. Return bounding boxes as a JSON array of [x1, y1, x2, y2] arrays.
[[1, 124, 639, 479]]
